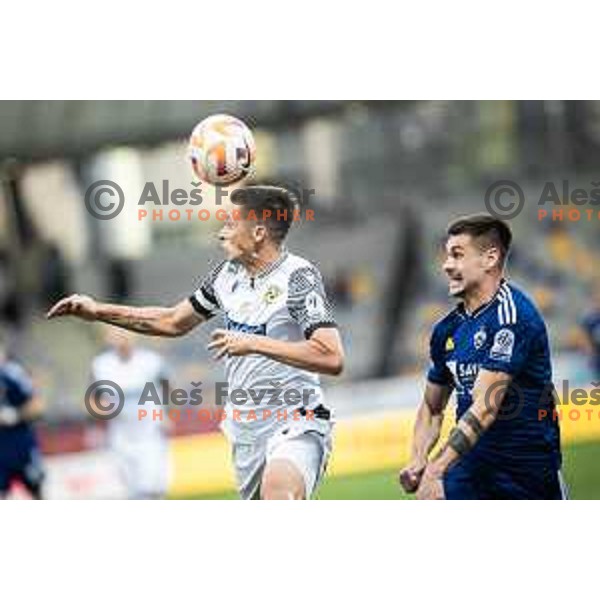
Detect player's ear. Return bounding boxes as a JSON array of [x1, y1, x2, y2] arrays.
[[253, 223, 268, 243], [484, 246, 501, 270]]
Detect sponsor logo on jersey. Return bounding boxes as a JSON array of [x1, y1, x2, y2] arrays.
[[446, 360, 480, 392], [225, 316, 267, 335], [458, 362, 480, 378]]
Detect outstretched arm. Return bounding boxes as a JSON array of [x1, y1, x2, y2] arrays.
[[399, 381, 451, 493], [47, 294, 205, 337]]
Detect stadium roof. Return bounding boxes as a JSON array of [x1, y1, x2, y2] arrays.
[[0, 100, 352, 162]]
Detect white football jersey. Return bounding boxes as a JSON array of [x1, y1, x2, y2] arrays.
[[90, 348, 170, 442], [189, 249, 337, 419]]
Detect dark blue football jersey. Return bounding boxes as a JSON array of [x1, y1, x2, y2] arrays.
[[0, 360, 38, 459], [427, 280, 561, 471], [581, 310, 600, 376]]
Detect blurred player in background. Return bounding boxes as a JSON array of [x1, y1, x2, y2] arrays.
[[48, 186, 344, 500], [400, 215, 565, 500], [0, 338, 45, 499], [579, 285, 600, 379], [90, 327, 171, 499]]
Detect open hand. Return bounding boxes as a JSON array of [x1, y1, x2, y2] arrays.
[[207, 329, 257, 359]]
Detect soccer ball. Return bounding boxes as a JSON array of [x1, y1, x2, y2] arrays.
[[188, 114, 256, 186]]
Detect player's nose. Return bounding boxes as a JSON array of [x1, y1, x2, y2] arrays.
[[442, 258, 454, 273]]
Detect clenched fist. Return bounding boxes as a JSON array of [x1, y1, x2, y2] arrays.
[[398, 459, 427, 493], [46, 294, 99, 321]]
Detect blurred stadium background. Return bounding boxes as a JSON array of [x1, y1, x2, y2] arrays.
[[1, 100, 600, 499]]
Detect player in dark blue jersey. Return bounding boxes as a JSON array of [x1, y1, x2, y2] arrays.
[[399, 214, 565, 500], [0, 343, 45, 499], [580, 288, 600, 379]]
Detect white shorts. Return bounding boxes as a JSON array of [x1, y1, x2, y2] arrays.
[[231, 421, 333, 500]]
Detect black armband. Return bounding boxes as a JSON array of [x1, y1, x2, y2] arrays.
[[189, 295, 214, 319], [447, 427, 473, 456], [462, 409, 484, 438]]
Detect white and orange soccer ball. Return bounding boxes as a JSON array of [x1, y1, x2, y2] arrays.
[[188, 114, 256, 186]]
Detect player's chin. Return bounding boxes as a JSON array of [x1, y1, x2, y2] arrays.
[[448, 280, 465, 297], [220, 241, 240, 261]]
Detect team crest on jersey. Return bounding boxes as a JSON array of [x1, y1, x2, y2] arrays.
[[490, 328, 515, 361], [445, 337, 455, 352], [473, 326, 487, 350], [263, 284, 283, 305]]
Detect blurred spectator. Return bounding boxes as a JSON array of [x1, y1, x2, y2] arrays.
[[107, 258, 134, 301], [0, 248, 24, 329], [330, 270, 353, 309], [40, 240, 70, 306]]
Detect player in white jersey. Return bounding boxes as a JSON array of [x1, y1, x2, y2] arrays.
[[90, 327, 171, 499], [47, 186, 344, 500]]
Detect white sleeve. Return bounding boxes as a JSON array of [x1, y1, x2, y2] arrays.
[[287, 264, 337, 339]]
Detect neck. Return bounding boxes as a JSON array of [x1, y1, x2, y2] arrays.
[[463, 275, 503, 314], [242, 244, 282, 277]]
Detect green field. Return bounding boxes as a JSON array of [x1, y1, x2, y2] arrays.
[[185, 440, 600, 500]]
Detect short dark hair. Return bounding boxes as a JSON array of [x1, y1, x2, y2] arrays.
[[447, 214, 512, 264], [231, 185, 298, 244]]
